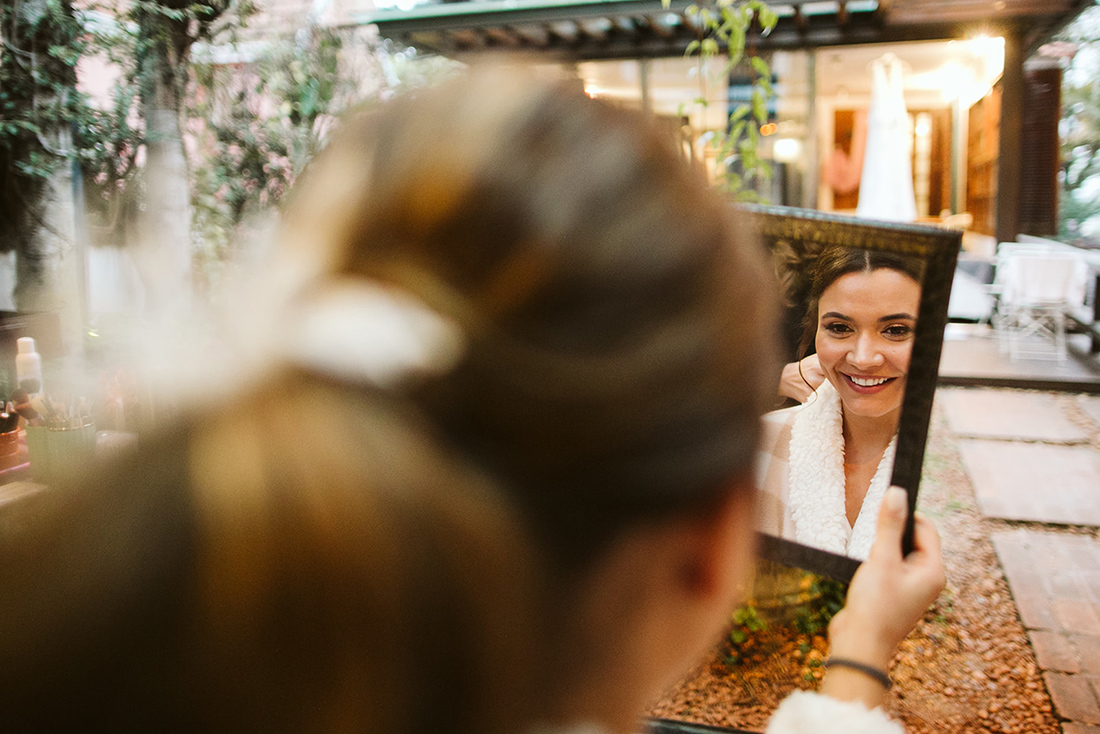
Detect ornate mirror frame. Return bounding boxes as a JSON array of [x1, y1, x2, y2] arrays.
[[739, 204, 963, 584]]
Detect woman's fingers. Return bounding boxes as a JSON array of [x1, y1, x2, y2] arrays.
[[777, 354, 826, 403], [829, 488, 946, 670], [872, 486, 907, 555], [911, 513, 942, 559], [907, 514, 947, 601], [802, 354, 824, 384]]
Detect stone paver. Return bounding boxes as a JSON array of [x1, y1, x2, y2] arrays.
[[1045, 672, 1100, 724], [939, 389, 1090, 442], [1080, 396, 1100, 428], [957, 441, 1100, 525], [993, 532, 1100, 599], [1064, 722, 1100, 734], [995, 532, 1100, 729], [1056, 601, 1100, 637], [1015, 594, 1058, 630], [1032, 630, 1082, 673], [1076, 636, 1100, 676], [953, 387, 1100, 733]]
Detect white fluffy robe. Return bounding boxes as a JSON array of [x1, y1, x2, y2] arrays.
[[787, 381, 896, 559], [766, 691, 904, 733]]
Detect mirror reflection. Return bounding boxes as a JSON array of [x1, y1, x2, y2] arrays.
[[756, 247, 924, 560]]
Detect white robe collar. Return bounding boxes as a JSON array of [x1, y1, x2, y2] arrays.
[[786, 380, 896, 559]]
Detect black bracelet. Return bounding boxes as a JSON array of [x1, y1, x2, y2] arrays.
[[824, 657, 892, 690]]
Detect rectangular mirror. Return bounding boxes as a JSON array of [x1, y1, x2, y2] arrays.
[[740, 204, 962, 584]]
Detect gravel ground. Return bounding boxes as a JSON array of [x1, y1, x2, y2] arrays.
[[648, 395, 1076, 733]]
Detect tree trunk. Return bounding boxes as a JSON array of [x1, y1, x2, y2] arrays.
[[139, 103, 193, 313], [11, 0, 86, 352], [16, 151, 85, 361], [135, 13, 194, 314], [15, 124, 82, 334]]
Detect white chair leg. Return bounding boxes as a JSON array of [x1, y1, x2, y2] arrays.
[[1054, 310, 1067, 363]]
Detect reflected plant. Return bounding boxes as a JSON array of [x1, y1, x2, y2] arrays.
[[730, 603, 768, 644], [793, 575, 847, 636], [724, 572, 846, 670]]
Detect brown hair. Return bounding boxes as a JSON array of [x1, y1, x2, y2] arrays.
[[280, 66, 780, 569], [0, 377, 543, 733]]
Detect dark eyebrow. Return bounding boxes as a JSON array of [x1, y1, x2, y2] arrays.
[[819, 312, 917, 322]]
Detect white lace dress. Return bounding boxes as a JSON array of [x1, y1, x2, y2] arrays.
[[856, 54, 918, 223]]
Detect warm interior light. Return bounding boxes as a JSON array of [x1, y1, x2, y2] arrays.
[[760, 122, 778, 136], [772, 137, 801, 163], [970, 34, 1005, 77]]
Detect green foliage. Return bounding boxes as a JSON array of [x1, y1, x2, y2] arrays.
[[1060, 81, 1100, 239], [129, 0, 241, 99], [188, 26, 351, 290], [724, 572, 846, 668], [188, 35, 462, 291], [793, 575, 846, 636], [0, 0, 458, 294], [729, 603, 767, 644], [0, 0, 138, 253], [679, 0, 777, 200], [724, 602, 767, 664], [0, 0, 232, 252], [0, 1, 78, 202], [1058, 7, 1100, 240], [191, 30, 340, 210]]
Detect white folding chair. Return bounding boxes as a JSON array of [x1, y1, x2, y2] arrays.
[[994, 252, 1088, 362], [989, 243, 1055, 345]]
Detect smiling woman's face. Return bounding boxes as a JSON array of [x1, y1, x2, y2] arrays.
[[815, 268, 921, 421]]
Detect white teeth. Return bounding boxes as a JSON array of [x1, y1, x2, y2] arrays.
[[850, 376, 890, 387]]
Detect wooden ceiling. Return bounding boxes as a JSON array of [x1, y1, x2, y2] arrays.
[[364, 0, 1092, 61]]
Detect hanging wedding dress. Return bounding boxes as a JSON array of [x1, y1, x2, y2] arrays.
[[856, 53, 917, 222]]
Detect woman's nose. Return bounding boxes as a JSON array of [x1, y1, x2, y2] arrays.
[[846, 335, 885, 370]]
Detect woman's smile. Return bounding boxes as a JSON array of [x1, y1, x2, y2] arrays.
[[841, 373, 899, 392]]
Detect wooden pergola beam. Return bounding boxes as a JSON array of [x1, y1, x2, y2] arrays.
[[513, 23, 551, 46], [484, 26, 520, 46], [639, 14, 673, 37], [365, 0, 1086, 62]]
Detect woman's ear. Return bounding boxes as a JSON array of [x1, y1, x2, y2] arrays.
[[547, 477, 760, 730], [677, 479, 758, 606]]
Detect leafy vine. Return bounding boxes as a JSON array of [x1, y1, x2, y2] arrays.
[[672, 0, 778, 200]]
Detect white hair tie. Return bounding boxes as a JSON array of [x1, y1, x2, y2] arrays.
[[279, 281, 466, 388]]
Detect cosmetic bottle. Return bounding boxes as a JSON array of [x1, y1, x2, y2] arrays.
[[16, 337, 42, 394]]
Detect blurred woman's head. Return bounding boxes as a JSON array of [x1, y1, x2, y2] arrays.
[[0, 66, 780, 733], [804, 248, 922, 421], [280, 66, 779, 571]]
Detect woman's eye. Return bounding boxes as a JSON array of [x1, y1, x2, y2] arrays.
[[823, 322, 853, 335], [883, 324, 913, 338]]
